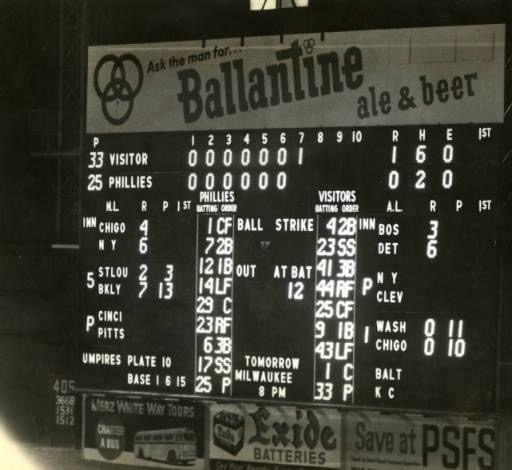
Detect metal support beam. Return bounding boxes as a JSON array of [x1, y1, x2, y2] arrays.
[[30, 0, 86, 245]]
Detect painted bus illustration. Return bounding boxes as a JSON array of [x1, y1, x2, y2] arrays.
[[134, 427, 197, 465]]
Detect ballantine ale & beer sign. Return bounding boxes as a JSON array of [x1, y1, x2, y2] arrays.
[[177, 41, 364, 123]]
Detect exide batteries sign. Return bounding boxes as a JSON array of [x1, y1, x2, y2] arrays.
[[209, 403, 342, 469]]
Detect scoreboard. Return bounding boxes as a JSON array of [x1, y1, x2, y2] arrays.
[[80, 24, 505, 413]]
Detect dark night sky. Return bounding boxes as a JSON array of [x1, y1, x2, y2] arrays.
[[0, 0, 508, 444], [0, 1, 58, 112]]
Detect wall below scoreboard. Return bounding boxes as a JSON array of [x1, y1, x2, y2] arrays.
[[82, 395, 497, 469]]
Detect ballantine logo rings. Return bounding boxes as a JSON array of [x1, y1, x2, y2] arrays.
[[302, 38, 315, 54], [93, 54, 144, 125]]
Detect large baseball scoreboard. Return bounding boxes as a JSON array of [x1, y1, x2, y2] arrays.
[[79, 24, 505, 413]]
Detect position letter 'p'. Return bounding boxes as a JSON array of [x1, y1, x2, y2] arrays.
[[222, 377, 231, 394], [86, 315, 95, 331], [362, 277, 373, 295]]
